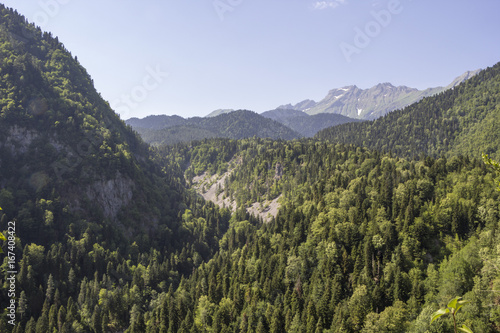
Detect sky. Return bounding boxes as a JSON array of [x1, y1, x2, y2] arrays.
[[2, 0, 500, 119]]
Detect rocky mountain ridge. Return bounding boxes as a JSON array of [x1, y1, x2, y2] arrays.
[[277, 70, 480, 119]]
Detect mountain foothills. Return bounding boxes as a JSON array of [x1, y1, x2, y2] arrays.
[[0, 4, 500, 333]]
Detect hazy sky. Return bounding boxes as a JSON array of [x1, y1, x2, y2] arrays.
[[2, 0, 500, 119]]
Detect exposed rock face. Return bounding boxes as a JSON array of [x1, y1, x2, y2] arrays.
[[1, 125, 136, 222], [85, 172, 135, 220], [4, 126, 40, 155], [191, 157, 281, 222]]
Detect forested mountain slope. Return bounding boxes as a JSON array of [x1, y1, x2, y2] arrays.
[[316, 63, 500, 159], [0, 5, 230, 331]]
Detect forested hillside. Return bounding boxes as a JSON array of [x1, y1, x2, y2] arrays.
[[316, 63, 500, 159], [127, 110, 301, 145], [0, 5, 230, 332], [155, 138, 500, 332]]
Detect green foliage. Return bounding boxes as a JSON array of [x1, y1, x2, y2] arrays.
[[431, 297, 473, 333], [483, 153, 500, 190]]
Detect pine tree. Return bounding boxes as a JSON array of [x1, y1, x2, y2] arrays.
[[46, 274, 55, 303], [57, 305, 66, 332], [25, 317, 36, 333]]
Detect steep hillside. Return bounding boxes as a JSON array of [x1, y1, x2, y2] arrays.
[[0, 8, 194, 240], [128, 110, 301, 145], [0, 6, 230, 331], [316, 63, 500, 159]]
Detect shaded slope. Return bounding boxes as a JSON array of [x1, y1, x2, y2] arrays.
[[0, 5, 190, 245]]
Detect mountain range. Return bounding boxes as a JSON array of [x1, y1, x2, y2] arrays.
[[126, 109, 363, 144], [126, 70, 478, 145], [277, 70, 480, 119], [203, 70, 479, 122], [316, 62, 500, 159], [126, 110, 301, 145]]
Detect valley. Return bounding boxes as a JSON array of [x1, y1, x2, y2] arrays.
[[0, 3, 499, 333]]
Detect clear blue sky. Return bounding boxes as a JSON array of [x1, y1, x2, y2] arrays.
[[2, 0, 500, 119]]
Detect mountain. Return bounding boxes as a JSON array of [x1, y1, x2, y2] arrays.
[[260, 108, 308, 121], [129, 108, 362, 140], [261, 108, 364, 137], [279, 71, 480, 119], [127, 110, 301, 145], [316, 63, 500, 159], [276, 99, 317, 111], [306, 83, 437, 119], [0, 5, 229, 330], [445, 69, 481, 89]]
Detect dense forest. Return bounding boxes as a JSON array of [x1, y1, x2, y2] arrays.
[[0, 3, 500, 333]]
